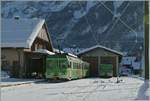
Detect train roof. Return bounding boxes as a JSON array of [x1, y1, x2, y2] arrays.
[[47, 53, 78, 58], [46, 53, 89, 64], [66, 53, 78, 58], [34, 49, 55, 55]]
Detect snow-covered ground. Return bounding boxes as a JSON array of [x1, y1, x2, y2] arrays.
[[1, 78, 44, 87], [1, 71, 44, 87], [1, 77, 150, 101]]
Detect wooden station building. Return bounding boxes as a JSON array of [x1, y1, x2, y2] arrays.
[[1, 18, 54, 78]]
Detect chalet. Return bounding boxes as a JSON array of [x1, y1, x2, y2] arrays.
[[77, 45, 123, 77], [1, 18, 54, 78]]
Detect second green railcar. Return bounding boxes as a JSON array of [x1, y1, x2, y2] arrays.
[[99, 64, 113, 77], [46, 53, 90, 80]]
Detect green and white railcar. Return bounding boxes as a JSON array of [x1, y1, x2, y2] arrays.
[[99, 64, 113, 77], [46, 53, 89, 80]]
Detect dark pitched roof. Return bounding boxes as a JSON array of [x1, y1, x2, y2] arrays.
[[77, 45, 123, 56], [1, 18, 49, 48]]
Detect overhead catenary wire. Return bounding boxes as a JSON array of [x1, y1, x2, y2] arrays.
[[99, 1, 141, 53], [95, 1, 143, 82], [99, 2, 134, 41], [78, 2, 100, 45], [78, 1, 140, 48], [100, 1, 145, 81], [52, 1, 143, 54]]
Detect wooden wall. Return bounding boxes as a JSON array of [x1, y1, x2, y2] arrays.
[[79, 48, 120, 77]]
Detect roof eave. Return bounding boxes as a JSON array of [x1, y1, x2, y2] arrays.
[[26, 19, 45, 48], [77, 45, 123, 56]]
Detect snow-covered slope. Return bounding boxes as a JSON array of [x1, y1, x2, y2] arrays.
[[1, 1, 144, 54]]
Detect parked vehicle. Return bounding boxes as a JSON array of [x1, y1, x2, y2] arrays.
[[1, 71, 10, 79], [45, 53, 90, 80], [99, 64, 113, 77], [120, 66, 132, 76]]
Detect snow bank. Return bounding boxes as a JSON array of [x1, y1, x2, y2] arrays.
[[1, 71, 10, 79]]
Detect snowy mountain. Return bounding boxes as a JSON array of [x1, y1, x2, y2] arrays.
[[1, 1, 144, 54]]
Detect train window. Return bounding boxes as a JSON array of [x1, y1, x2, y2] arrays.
[[48, 63, 51, 67], [78, 64, 80, 69], [76, 63, 78, 69], [74, 63, 76, 69], [60, 62, 67, 68], [61, 63, 65, 68], [68, 62, 71, 68], [79, 64, 80, 68], [68, 64, 70, 68], [73, 63, 75, 68]]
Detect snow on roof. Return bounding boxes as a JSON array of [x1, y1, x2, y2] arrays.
[[1, 18, 45, 48], [53, 48, 65, 54], [67, 53, 78, 58], [34, 49, 55, 55], [77, 45, 123, 56]]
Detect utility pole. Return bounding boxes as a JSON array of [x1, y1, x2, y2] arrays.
[[144, 1, 149, 80], [56, 38, 62, 54]]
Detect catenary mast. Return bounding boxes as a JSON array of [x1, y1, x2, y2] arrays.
[[144, 1, 149, 80]]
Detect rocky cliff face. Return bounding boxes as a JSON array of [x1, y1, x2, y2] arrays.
[[1, 1, 144, 54]]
